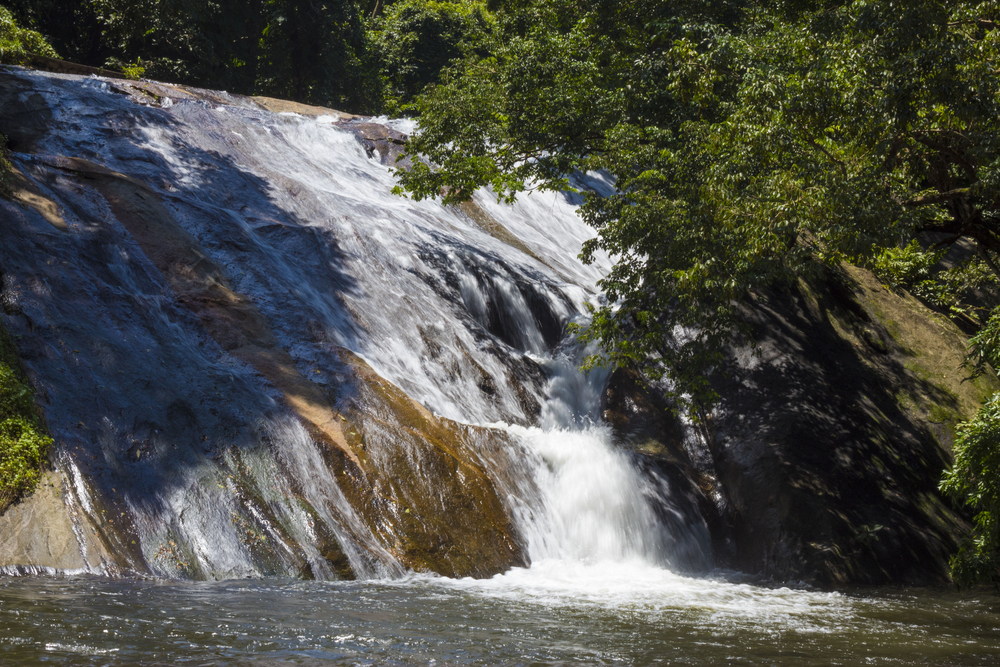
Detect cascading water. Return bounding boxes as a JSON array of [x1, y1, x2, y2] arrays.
[[0, 68, 711, 584], [0, 68, 717, 585]]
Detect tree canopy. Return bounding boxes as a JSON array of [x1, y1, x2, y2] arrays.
[[4, 0, 379, 111], [371, 0, 494, 112], [393, 0, 1000, 586], [0, 3, 55, 64]]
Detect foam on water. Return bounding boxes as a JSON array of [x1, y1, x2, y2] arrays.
[[401, 563, 851, 629]]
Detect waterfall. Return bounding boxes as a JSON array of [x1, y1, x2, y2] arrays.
[[493, 351, 713, 575], [0, 69, 711, 581]]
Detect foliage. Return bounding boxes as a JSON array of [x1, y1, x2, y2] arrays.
[[393, 0, 1000, 584], [397, 1, 1000, 409], [369, 0, 494, 113], [870, 241, 993, 320], [0, 3, 56, 64], [113, 58, 147, 81], [0, 329, 51, 513], [1, 0, 103, 65], [255, 0, 377, 111], [0, 417, 50, 511], [941, 393, 1000, 588], [874, 242, 944, 293], [966, 310, 1000, 381], [5, 0, 378, 112]]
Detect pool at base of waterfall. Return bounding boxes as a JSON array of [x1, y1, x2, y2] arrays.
[[2, 565, 998, 666]]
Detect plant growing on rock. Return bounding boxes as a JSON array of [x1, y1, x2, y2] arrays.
[[0, 329, 51, 513], [0, 4, 57, 64], [942, 393, 1000, 588]]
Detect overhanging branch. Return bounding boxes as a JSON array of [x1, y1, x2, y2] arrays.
[[902, 188, 971, 207]]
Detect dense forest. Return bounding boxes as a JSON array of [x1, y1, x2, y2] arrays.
[[2, 0, 1000, 587], [0, 0, 494, 113]]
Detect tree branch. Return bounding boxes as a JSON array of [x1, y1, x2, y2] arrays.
[[902, 188, 971, 207], [978, 243, 1000, 283]]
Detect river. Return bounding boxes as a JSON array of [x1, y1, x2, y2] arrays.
[[2, 572, 998, 665]]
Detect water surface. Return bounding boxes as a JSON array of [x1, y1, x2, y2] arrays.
[[2, 568, 997, 666]]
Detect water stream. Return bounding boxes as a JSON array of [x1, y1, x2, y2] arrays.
[[0, 69, 998, 664], [2, 575, 999, 665]]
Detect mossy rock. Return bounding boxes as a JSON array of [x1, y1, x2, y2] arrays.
[[0, 324, 51, 513], [701, 263, 982, 586]]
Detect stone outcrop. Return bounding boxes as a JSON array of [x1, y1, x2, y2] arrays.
[[0, 470, 109, 574], [683, 265, 989, 585], [0, 67, 525, 579], [335, 350, 523, 576], [598, 263, 991, 586]]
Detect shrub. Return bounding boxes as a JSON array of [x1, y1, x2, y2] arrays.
[[0, 4, 57, 64], [941, 393, 1000, 588], [873, 240, 998, 322], [0, 328, 51, 513], [0, 417, 51, 511], [873, 240, 943, 291], [370, 0, 494, 113]]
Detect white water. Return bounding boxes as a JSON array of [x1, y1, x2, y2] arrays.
[[4, 70, 815, 613], [122, 94, 700, 578]]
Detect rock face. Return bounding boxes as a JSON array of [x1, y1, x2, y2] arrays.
[[0, 470, 110, 574], [600, 367, 733, 565], [693, 266, 990, 585], [336, 350, 523, 577], [596, 263, 990, 586], [0, 67, 534, 579]]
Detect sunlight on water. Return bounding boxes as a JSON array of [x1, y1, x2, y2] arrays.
[[411, 562, 850, 625]]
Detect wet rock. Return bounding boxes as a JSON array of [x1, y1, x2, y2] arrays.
[[253, 96, 357, 121], [601, 367, 733, 570], [596, 263, 986, 587], [0, 75, 52, 152], [0, 470, 109, 573], [0, 122, 523, 578], [22, 55, 125, 80], [340, 121, 408, 168], [333, 350, 524, 577], [702, 265, 986, 586], [453, 199, 551, 269]]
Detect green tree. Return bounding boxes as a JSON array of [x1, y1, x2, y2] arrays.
[[393, 0, 1000, 585], [88, 0, 267, 91], [256, 0, 376, 111], [1, 0, 100, 65], [5, 0, 378, 112], [369, 0, 494, 113], [0, 3, 56, 63]]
